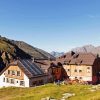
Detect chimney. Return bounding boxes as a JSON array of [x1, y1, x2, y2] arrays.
[[32, 58, 35, 63], [71, 51, 75, 56]]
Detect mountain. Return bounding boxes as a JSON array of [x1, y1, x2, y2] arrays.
[[11, 41, 55, 60], [0, 35, 55, 71], [71, 45, 100, 55], [0, 35, 55, 60], [50, 51, 64, 57]]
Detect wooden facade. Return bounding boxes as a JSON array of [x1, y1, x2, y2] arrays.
[[5, 65, 24, 80], [48, 63, 68, 82]]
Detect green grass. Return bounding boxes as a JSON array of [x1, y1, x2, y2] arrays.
[[0, 84, 100, 100]]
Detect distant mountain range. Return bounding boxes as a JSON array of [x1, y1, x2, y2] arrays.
[[51, 45, 100, 58], [71, 45, 100, 55], [50, 51, 64, 57]]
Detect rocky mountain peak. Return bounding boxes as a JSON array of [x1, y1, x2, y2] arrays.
[[71, 45, 100, 55]]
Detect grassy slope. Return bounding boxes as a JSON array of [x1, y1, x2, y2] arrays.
[[0, 84, 100, 100], [0, 39, 15, 54]]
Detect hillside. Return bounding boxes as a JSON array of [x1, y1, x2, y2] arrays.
[[11, 41, 55, 60], [0, 36, 55, 60], [0, 84, 100, 100], [0, 36, 32, 71], [0, 35, 55, 71], [71, 45, 100, 56]]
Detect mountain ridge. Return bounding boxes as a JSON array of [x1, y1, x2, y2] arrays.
[[0, 35, 55, 71], [0, 35, 55, 60], [50, 51, 64, 57], [71, 44, 100, 55]]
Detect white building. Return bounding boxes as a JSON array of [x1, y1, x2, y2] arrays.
[[0, 59, 48, 87]]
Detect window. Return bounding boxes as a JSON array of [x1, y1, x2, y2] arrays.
[[17, 71, 21, 76], [3, 78, 5, 82], [74, 69, 77, 72], [6, 78, 9, 83], [87, 67, 90, 70], [20, 81, 25, 86], [10, 79, 15, 84], [63, 55, 66, 58], [79, 70, 82, 72], [87, 70, 90, 73], [87, 67, 91, 73], [12, 71, 15, 75], [8, 70, 10, 75], [39, 80, 43, 85], [80, 77, 82, 79], [68, 69, 70, 71], [75, 77, 77, 79], [33, 81, 37, 86]]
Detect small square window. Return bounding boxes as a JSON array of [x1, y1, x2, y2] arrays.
[[87, 67, 90, 70], [10, 79, 15, 84], [20, 81, 25, 86], [87, 70, 90, 73], [17, 71, 20, 76], [8, 70, 10, 75], [74, 69, 77, 72], [68, 69, 70, 71], [75, 77, 77, 79], [3, 78, 5, 82], [80, 77, 82, 79], [33, 81, 37, 86], [6, 78, 9, 83], [79, 70, 82, 72], [12, 71, 15, 75]]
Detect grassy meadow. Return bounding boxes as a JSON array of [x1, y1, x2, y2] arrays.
[[0, 84, 100, 100]]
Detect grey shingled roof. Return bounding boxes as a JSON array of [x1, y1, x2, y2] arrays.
[[56, 52, 97, 66], [18, 59, 46, 78], [0, 59, 46, 78]]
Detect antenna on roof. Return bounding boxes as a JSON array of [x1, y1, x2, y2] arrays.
[[97, 54, 99, 58], [32, 57, 35, 62], [71, 51, 75, 56], [73, 53, 79, 58]]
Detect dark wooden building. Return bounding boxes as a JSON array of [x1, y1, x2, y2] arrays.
[[48, 62, 68, 82]]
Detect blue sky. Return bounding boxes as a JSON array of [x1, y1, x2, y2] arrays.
[[0, 0, 100, 52]]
